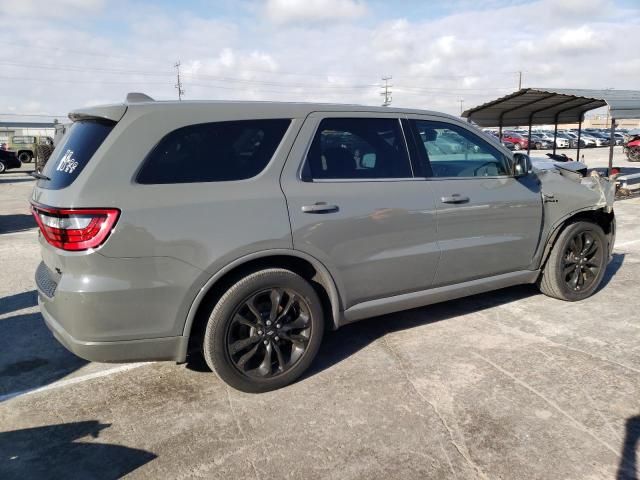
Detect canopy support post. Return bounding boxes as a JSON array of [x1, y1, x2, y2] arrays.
[[527, 120, 532, 155], [608, 116, 616, 175], [576, 116, 582, 162], [553, 122, 558, 155]]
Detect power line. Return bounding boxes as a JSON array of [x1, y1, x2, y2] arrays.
[[380, 76, 392, 106], [0, 75, 172, 86], [0, 113, 65, 117]]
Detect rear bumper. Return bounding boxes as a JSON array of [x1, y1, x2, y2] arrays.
[[40, 297, 188, 363], [34, 250, 205, 363]]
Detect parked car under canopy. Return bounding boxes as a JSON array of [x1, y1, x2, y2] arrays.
[[462, 88, 640, 173]]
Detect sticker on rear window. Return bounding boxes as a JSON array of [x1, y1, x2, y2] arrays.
[[56, 150, 79, 174]]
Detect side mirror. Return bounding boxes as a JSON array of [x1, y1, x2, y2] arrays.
[[513, 152, 532, 177]]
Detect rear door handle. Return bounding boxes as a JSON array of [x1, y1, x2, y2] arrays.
[[441, 194, 470, 204], [301, 202, 340, 214]]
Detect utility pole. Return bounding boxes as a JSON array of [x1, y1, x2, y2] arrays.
[[518, 71, 523, 90], [459, 98, 464, 115], [175, 61, 185, 100], [380, 76, 392, 107]]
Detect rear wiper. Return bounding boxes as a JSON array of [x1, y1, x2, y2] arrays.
[[30, 171, 51, 181]]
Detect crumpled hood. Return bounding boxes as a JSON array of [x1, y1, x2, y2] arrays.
[[536, 165, 615, 214]]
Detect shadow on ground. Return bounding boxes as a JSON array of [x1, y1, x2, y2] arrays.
[[185, 283, 541, 377], [0, 290, 37, 316], [307, 283, 539, 378], [618, 415, 640, 480], [0, 311, 88, 401], [601, 253, 625, 289], [0, 214, 36, 234], [0, 421, 156, 480]]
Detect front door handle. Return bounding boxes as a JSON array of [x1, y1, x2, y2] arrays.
[[441, 194, 470, 204], [301, 202, 340, 214]]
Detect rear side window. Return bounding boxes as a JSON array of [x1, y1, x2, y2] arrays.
[[304, 117, 412, 180], [40, 120, 115, 190], [137, 119, 291, 184]]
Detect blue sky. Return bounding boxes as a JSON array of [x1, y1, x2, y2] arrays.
[[0, 0, 638, 119]]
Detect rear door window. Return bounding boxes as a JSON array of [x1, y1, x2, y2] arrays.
[[136, 119, 291, 184], [303, 117, 413, 180], [39, 120, 115, 189]]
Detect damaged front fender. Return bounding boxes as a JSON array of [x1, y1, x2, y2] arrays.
[[533, 164, 616, 268]]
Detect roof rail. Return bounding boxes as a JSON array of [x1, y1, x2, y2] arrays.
[[126, 92, 155, 103]]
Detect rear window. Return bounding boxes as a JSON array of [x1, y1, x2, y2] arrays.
[[136, 119, 291, 184], [39, 120, 115, 190]]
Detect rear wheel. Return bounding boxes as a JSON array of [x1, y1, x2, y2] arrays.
[[18, 151, 32, 163], [538, 221, 607, 301], [203, 268, 324, 392], [0, 161, 6, 173]]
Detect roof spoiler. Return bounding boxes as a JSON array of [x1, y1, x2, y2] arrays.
[[68, 105, 127, 123], [126, 92, 154, 103]]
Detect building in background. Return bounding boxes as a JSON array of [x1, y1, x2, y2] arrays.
[[0, 121, 56, 146]]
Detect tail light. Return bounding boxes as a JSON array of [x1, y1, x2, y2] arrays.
[[31, 203, 120, 251]]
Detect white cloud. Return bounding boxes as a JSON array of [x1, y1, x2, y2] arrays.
[[556, 26, 600, 51], [0, 0, 638, 119], [0, 0, 105, 17], [264, 0, 367, 24]]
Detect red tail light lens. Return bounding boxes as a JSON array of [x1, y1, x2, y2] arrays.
[[31, 204, 120, 251]]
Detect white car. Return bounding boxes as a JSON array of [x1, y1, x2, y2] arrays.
[[537, 133, 569, 148], [580, 134, 598, 147]]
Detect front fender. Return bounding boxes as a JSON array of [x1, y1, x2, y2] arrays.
[[532, 168, 615, 270]]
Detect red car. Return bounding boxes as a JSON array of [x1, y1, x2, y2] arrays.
[[501, 132, 529, 150]]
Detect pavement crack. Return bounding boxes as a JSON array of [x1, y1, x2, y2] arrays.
[[225, 386, 261, 480], [474, 352, 628, 463], [381, 334, 489, 480]]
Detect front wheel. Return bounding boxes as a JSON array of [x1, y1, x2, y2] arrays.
[[0, 161, 6, 173], [18, 151, 32, 163], [538, 221, 608, 301], [203, 269, 324, 392], [514, 143, 522, 151]]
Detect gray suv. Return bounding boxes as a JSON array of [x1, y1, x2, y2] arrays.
[[32, 94, 616, 392]]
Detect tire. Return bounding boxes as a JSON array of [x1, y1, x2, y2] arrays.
[[514, 143, 522, 151], [203, 268, 324, 393], [538, 221, 608, 301], [18, 151, 32, 163], [0, 161, 6, 173], [628, 147, 640, 162]]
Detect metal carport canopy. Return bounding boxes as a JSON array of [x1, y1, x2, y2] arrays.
[[462, 88, 640, 127]]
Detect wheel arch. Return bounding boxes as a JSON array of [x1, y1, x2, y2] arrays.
[[539, 207, 615, 272], [179, 249, 344, 362]]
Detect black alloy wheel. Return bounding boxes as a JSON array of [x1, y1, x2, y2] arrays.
[[561, 231, 602, 292], [203, 268, 324, 392], [226, 288, 312, 378]]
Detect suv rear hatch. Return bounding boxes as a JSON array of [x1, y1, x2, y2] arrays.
[[32, 104, 126, 257]]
